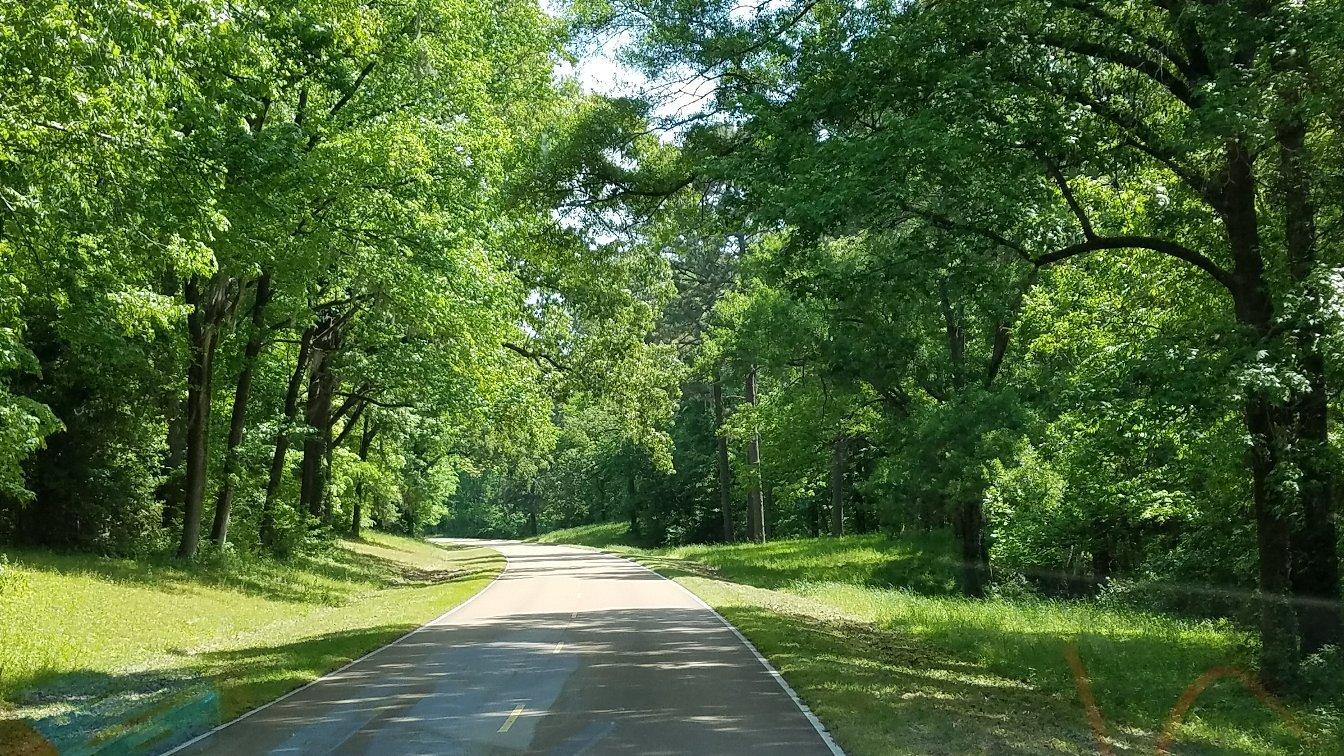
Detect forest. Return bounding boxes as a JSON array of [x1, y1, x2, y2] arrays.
[[2, 0, 1343, 731]]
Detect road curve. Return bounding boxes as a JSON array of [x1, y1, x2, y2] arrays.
[[170, 539, 840, 755]]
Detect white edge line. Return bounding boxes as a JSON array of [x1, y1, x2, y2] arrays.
[[568, 543, 846, 756], [160, 541, 511, 755]]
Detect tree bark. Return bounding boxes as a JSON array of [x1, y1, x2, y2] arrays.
[[712, 372, 734, 542], [956, 498, 990, 598], [300, 312, 341, 521], [177, 275, 223, 559], [626, 467, 639, 537], [157, 271, 186, 529], [159, 394, 187, 529], [1222, 138, 1300, 690], [210, 273, 271, 547], [1091, 541, 1113, 594], [321, 437, 335, 521], [527, 481, 540, 538], [830, 434, 847, 536], [939, 278, 966, 392], [745, 367, 765, 544], [260, 326, 314, 547], [351, 414, 376, 538], [942, 280, 992, 593], [1277, 105, 1344, 656]]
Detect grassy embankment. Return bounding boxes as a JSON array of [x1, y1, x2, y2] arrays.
[[533, 523, 1342, 755], [0, 533, 502, 749]]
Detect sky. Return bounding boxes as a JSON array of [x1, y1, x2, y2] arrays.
[[543, 2, 714, 133]]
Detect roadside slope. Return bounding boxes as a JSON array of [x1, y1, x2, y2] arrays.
[[0, 534, 503, 753]]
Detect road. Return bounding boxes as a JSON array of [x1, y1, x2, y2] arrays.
[[171, 539, 840, 755]]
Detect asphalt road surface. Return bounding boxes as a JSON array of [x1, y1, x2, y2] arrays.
[[170, 539, 840, 755]]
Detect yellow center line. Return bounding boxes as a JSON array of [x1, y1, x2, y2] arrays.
[[498, 704, 525, 733]]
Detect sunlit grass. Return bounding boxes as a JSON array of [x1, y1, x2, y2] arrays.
[[0, 533, 503, 724], [529, 521, 637, 548], [538, 524, 1337, 755]]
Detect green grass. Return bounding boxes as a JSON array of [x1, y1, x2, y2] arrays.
[[535, 523, 1341, 755], [530, 521, 642, 548], [0, 533, 502, 736]]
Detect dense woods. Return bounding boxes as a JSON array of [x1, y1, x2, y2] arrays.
[[3, 0, 1344, 700]]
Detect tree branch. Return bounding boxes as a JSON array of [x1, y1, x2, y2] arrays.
[[1044, 160, 1097, 240], [503, 342, 569, 371], [1034, 34, 1197, 108], [1034, 235, 1234, 291]]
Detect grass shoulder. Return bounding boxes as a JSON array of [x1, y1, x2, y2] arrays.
[[534, 523, 1338, 755], [0, 533, 503, 751]]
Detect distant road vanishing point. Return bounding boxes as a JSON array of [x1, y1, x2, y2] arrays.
[[169, 539, 841, 755]]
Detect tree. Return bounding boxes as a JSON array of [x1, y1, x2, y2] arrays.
[[573, 0, 1344, 687]]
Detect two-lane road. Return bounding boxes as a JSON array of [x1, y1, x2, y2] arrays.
[[172, 540, 840, 755]]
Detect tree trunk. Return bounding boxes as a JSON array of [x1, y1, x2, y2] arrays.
[[300, 313, 341, 521], [830, 434, 847, 536], [745, 367, 765, 544], [210, 273, 271, 547], [942, 278, 990, 588], [321, 439, 334, 521], [159, 395, 187, 528], [177, 275, 221, 559], [1091, 540, 1114, 595], [712, 373, 733, 542], [260, 326, 314, 547], [626, 467, 639, 538], [1278, 109, 1344, 656], [157, 271, 186, 529], [351, 414, 376, 539], [404, 488, 418, 537], [939, 278, 966, 392], [956, 499, 990, 597], [1245, 392, 1299, 690], [590, 469, 607, 523], [1223, 138, 1299, 690], [528, 484, 540, 538]]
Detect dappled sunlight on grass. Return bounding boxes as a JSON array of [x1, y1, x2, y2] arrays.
[[691, 574, 1307, 754], [0, 534, 503, 721], [660, 532, 960, 594], [529, 522, 640, 548]]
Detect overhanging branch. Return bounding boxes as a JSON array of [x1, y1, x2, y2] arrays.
[[503, 342, 569, 371], [1034, 235, 1234, 291]]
